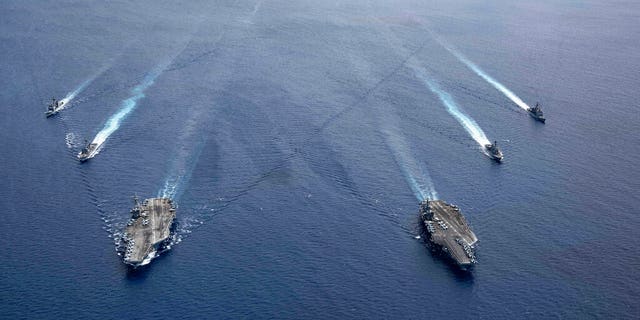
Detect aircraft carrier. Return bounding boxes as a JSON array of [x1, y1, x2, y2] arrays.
[[419, 199, 478, 269], [121, 196, 176, 267]]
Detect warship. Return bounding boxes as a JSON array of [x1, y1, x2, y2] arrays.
[[527, 102, 546, 123], [77, 140, 99, 162], [121, 196, 176, 267], [484, 141, 504, 162], [419, 199, 478, 269], [45, 98, 66, 117]]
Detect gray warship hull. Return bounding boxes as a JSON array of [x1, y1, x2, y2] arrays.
[[45, 100, 67, 117], [528, 111, 546, 123], [484, 144, 504, 162], [77, 142, 99, 162], [527, 104, 546, 123]]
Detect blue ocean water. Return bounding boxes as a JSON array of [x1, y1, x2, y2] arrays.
[[1, 0, 639, 318]]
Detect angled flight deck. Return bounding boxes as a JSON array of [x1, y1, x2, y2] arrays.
[[122, 197, 176, 267]]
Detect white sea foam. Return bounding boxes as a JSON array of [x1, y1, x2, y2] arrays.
[[65, 132, 78, 149], [158, 138, 206, 200], [89, 67, 163, 150], [410, 62, 491, 147], [58, 64, 111, 110], [382, 127, 438, 201], [435, 37, 531, 111]]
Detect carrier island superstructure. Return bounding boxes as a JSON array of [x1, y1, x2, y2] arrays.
[[121, 196, 176, 267], [419, 199, 478, 269]]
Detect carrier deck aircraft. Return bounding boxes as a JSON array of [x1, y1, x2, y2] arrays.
[[419, 199, 478, 269], [121, 197, 176, 267]]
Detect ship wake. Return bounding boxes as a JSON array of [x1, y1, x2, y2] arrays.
[[410, 63, 491, 147], [382, 127, 438, 201], [151, 107, 212, 251], [157, 100, 211, 201], [158, 138, 206, 201], [436, 37, 531, 111], [58, 65, 109, 109], [86, 31, 196, 157], [90, 66, 164, 149]]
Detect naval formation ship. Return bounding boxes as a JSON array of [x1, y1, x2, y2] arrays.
[[45, 97, 66, 117], [121, 196, 176, 267], [527, 102, 546, 123], [419, 199, 478, 269], [77, 140, 99, 162], [484, 141, 504, 162]]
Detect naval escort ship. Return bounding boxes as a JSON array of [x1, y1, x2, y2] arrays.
[[77, 140, 99, 162], [527, 102, 546, 123], [484, 141, 504, 162], [419, 199, 478, 269], [45, 97, 66, 117], [121, 196, 176, 267]]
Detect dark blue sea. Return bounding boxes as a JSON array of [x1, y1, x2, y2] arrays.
[[1, 0, 639, 318]]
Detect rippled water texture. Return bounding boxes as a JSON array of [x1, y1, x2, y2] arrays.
[[1, 0, 639, 318]]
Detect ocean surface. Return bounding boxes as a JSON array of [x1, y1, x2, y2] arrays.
[[1, 0, 639, 318]]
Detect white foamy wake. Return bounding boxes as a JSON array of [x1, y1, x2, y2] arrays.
[[58, 64, 111, 109], [410, 62, 491, 147], [65, 132, 78, 149], [382, 127, 438, 201], [436, 39, 531, 111], [158, 137, 206, 200], [156, 92, 211, 200], [87, 23, 201, 154], [59, 78, 90, 107], [90, 67, 163, 148]]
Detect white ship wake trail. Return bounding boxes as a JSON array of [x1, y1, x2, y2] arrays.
[[83, 18, 202, 159], [154, 100, 213, 246], [87, 65, 165, 155], [57, 78, 91, 108], [409, 62, 491, 147], [158, 138, 207, 201], [57, 65, 113, 155], [75, 66, 176, 246], [382, 127, 438, 201], [58, 64, 110, 109], [433, 35, 531, 111], [452, 83, 521, 115], [70, 22, 209, 257]]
